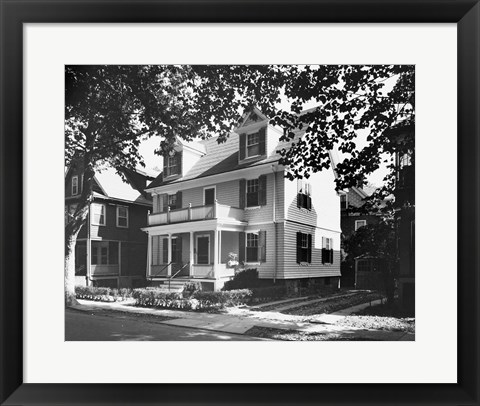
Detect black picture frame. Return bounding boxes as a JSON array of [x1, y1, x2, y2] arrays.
[[1, 1, 479, 405]]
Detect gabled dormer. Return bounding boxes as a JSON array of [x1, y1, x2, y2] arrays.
[[162, 137, 206, 180], [236, 108, 275, 164]]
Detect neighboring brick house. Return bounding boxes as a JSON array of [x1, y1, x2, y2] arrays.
[[65, 164, 153, 288], [143, 108, 342, 292]]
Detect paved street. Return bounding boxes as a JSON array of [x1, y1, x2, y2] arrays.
[[65, 308, 264, 341]]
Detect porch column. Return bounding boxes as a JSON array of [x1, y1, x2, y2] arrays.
[[213, 229, 220, 279], [167, 233, 172, 276], [189, 231, 194, 276]]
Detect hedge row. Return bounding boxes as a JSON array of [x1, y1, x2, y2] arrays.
[[132, 288, 252, 310], [75, 286, 132, 302]]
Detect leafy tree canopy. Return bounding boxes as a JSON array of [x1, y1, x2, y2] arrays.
[[191, 65, 414, 211], [343, 221, 396, 264]]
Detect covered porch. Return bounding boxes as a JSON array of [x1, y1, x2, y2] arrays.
[[146, 221, 245, 281]]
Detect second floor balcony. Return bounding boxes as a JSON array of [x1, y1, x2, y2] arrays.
[[148, 201, 245, 226]]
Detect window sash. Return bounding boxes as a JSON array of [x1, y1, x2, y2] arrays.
[[72, 176, 78, 195], [117, 206, 128, 227], [246, 179, 259, 207], [246, 233, 258, 262], [246, 132, 260, 157], [355, 220, 366, 231], [166, 155, 178, 176], [92, 204, 105, 225]]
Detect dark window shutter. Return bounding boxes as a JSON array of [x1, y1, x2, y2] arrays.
[[239, 232, 246, 263], [307, 195, 312, 210], [297, 193, 303, 208], [329, 249, 334, 264], [239, 133, 246, 160], [177, 151, 182, 175], [322, 248, 326, 264], [239, 179, 246, 208], [296, 232, 302, 264], [258, 175, 267, 205], [176, 191, 182, 209], [259, 230, 266, 262], [259, 128, 266, 155], [163, 156, 168, 177], [307, 234, 312, 263]]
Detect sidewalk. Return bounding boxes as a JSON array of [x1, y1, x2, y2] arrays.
[[72, 299, 414, 341]]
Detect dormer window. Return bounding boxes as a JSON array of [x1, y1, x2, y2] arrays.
[[247, 132, 260, 157], [164, 151, 182, 177], [239, 128, 266, 161]]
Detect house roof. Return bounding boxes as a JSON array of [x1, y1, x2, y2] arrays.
[[94, 167, 152, 206], [147, 129, 303, 190]]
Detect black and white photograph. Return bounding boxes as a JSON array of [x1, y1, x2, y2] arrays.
[[65, 64, 415, 341]]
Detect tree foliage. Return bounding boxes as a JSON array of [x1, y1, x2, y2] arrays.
[[343, 221, 396, 264], [64, 65, 207, 305], [191, 65, 414, 210]]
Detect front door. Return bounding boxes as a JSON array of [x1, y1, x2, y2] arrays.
[[197, 236, 210, 264], [204, 187, 215, 205]]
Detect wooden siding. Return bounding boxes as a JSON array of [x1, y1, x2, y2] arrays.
[[281, 220, 341, 279], [90, 201, 149, 243], [181, 179, 239, 208], [244, 223, 279, 279], [284, 165, 340, 232], [244, 171, 284, 224]]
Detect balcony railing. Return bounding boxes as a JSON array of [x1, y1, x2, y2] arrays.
[[148, 202, 245, 226]]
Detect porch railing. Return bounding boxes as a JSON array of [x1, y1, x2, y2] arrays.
[[148, 202, 245, 226], [148, 261, 173, 278], [168, 262, 190, 291]]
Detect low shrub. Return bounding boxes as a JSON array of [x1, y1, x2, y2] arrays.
[[223, 268, 272, 290], [182, 281, 202, 298], [193, 289, 252, 309], [132, 288, 252, 311], [75, 286, 132, 302]]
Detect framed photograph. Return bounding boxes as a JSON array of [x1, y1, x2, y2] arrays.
[[1, 0, 479, 405]]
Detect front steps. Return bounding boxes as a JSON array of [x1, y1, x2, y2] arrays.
[[149, 278, 192, 293]]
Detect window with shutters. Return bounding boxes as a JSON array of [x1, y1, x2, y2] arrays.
[[297, 180, 312, 210], [91, 203, 106, 226], [355, 220, 367, 231], [296, 232, 312, 263], [322, 237, 334, 264], [340, 194, 348, 210], [246, 179, 259, 207], [116, 206, 129, 228], [246, 233, 258, 262], [71, 175, 79, 195]]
